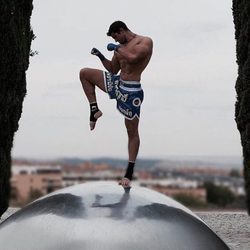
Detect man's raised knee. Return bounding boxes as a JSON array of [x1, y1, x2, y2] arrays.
[[79, 68, 86, 80], [79, 67, 90, 81]]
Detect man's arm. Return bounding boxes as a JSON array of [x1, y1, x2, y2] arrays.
[[91, 48, 120, 74], [102, 54, 120, 74], [108, 37, 153, 64]]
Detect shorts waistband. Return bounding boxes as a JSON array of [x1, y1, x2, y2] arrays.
[[120, 79, 141, 89]]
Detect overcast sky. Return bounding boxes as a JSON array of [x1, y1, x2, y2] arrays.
[[12, 0, 242, 160]]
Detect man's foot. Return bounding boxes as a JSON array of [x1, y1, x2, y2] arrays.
[[118, 177, 131, 188], [89, 102, 102, 131], [90, 110, 102, 130]]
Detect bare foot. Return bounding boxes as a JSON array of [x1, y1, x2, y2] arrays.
[[90, 110, 103, 130], [118, 177, 131, 188]]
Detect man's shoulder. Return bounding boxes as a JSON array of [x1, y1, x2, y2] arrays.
[[137, 34, 152, 41], [136, 35, 153, 46], [142, 36, 153, 50]]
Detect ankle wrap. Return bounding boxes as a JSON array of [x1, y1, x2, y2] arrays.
[[90, 102, 99, 122], [124, 162, 135, 180]]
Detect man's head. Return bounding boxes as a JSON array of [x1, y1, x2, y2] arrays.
[[107, 21, 129, 36], [107, 21, 130, 44]]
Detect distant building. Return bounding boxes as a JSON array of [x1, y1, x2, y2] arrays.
[[11, 165, 63, 203], [62, 162, 127, 186], [63, 169, 123, 187], [137, 179, 206, 202]]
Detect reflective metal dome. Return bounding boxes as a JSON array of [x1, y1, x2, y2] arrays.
[[0, 181, 229, 250]]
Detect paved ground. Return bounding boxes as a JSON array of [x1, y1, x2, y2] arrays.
[[0, 208, 19, 222], [196, 211, 250, 250], [1, 209, 250, 249]]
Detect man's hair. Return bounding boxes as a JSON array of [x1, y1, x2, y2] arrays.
[[107, 21, 129, 36]]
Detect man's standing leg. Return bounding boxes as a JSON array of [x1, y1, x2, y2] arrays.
[[119, 117, 140, 187], [79, 68, 106, 130]]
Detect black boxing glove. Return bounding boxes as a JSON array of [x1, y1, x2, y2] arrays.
[[91, 48, 106, 61]]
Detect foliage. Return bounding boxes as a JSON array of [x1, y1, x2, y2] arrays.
[[203, 182, 235, 207], [28, 188, 43, 203], [233, 0, 250, 214], [173, 193, 206, 208], [0, 0, 33, 217], [229, 168, 241, 178]]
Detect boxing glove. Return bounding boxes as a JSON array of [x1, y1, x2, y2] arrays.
[[91, 48, 105, 61], [107, 43, 120, 51]]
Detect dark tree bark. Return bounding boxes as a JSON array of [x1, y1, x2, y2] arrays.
[[232, 0, 250, 214], [0, 0, 33, 217]]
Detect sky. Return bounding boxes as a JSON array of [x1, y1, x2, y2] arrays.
[[12, 0, 242, 160]]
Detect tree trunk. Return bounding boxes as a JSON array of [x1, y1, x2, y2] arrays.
[[0, 0, 33, 217], [232, 0, 250, 214]]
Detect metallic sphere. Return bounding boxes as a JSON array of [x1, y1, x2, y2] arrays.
[[0, 181, 229, 250]]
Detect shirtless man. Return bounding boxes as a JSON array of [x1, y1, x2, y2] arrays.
[[79, 21, 153, 188]]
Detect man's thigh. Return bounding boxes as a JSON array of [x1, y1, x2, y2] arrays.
[[83, 68, 106, 93], [124, 117, 139, 135]]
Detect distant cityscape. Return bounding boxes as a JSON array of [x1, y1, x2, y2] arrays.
[[11, 157, 245, 210]]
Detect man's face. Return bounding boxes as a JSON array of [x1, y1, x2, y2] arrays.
[[111, 29, 127, 44]]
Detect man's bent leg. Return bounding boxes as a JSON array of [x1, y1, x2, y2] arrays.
[[119, 117, 140, 187], [79, 68, 106, 130]]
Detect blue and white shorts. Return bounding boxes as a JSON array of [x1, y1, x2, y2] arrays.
[[103, 72, 144, 120]]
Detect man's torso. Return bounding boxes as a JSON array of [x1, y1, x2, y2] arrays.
[[116, 35, 153, 81]]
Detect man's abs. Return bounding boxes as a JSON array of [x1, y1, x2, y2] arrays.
[[119, 56, 151, 81], [120, 72, 141, 81], [119, 63, 145, 81]]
